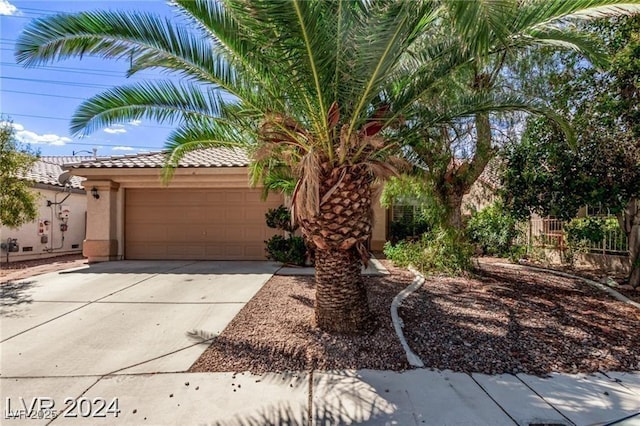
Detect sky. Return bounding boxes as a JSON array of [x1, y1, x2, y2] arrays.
[[0, 0, 181, 157]]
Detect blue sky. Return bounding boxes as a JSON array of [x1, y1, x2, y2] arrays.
[[0, 0, 180, 157]]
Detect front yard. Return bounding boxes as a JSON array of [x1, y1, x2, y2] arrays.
[[191, 260, 640, 375]]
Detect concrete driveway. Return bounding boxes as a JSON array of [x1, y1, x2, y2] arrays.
[[0, 260, 280, 377]]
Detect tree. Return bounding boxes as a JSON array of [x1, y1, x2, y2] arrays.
[[503, 15, 640, 287], [0, 118, 39, 228], [15, 0, 640, 332], [397, 1, 640, 230]]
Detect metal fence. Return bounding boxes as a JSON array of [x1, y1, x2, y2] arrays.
[[525, 218, 629, 255]]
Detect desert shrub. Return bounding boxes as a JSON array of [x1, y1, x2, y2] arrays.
[[265, 235, 307, 265], [564, 216, 626, 254], [564, 216, 605, 248], [265, 204, 298, 233], [384, 226, 472, 275], [264, 205, 306, 266], [467, 201, 522, 258]]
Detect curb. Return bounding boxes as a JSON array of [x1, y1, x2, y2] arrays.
[[478, 260, 640, 310], [390, 267, 425, 368]]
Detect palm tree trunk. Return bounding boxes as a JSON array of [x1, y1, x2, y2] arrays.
[[314, 248, 371, 333], [298, 163, 374, 334]]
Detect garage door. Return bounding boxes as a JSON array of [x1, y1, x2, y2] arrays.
[[125, 188, 283, 260]]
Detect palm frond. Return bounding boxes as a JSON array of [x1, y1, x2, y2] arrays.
[[17, 12, 215, 83], [524, 26, 609, 68], [345, 1, 439, 142], [406, 91, 576, 145], [519, 0, 640, 31], [70, 81, 232, 135], [445, 0, 517, 58]]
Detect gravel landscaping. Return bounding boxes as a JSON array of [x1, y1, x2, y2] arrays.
[[191, 264, 413, 373], [0, 254, 86, 284], [191, 260, 640, 375], [402, 262, 640, 375]]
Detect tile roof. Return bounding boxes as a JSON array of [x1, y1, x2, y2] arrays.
[[477, 158, 502, 189], [65, 147, 249, 169], [452, 157, 502, 190], [21, 157, 88, 189]]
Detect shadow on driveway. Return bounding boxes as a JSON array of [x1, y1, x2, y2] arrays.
[[60, 260, 282, 275], [0, 280, 35, 307]]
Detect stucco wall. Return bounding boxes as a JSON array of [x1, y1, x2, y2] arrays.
[[0, 186, 86, 263], [371, 197, 387, 251], [462, 181, 498, 217]]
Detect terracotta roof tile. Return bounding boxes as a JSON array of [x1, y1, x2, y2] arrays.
[[451, 157, 502, 190], [66, 147, 249, 169], [478, 158, 502, 189], [21, 157, 88, 189]]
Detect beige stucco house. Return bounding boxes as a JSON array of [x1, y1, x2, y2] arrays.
[[0, 157, 88, 263], [65, 148, 387, 263]]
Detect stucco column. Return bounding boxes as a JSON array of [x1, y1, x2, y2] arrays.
[[83, 180, 120, 262], [371, 192, 388, 251]]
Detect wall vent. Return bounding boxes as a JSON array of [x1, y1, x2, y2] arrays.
[[71, 244, 80, 249], [22, 246, 33, 252]]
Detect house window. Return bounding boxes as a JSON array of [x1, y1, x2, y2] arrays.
[[586, 204, 611, 217], [391, 204, 417, 224], [389, 203, 429, 241]]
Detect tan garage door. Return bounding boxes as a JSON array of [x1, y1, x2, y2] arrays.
[[125, 188, 283, 260]]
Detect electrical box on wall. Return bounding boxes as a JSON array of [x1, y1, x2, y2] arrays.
[[59, 205, 70, 220], [1, 239, 19, 252]]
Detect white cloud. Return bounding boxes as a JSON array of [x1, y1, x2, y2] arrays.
[[0, 0, 19, 15], [1, 121, 23, 131], [103, 124, 127, 134], [3, 122, 71, 146], [16, 130, 72, 146], [129, 119, 142, 126], [111, 146, 135, 151]]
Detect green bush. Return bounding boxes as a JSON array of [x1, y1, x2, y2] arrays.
[[564, 216, 604, 247], [467, 201, 522, 258], [265, 205, 298, 233], [264, 205, 306, 266], [564, 216, 625, 253], [265, 235, 307, 266], [384, 227, 472, 275]]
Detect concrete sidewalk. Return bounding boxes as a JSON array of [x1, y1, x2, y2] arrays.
[[1, 369, 638, 425]]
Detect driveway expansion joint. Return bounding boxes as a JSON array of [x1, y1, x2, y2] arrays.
[[1, 262, 201, 343], [107, 336, 217, 376], [468, 373, 519, 425], [513, 374, 576, 425]]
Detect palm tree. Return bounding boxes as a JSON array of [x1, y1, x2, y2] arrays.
[[16, 0, 640, 334]]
